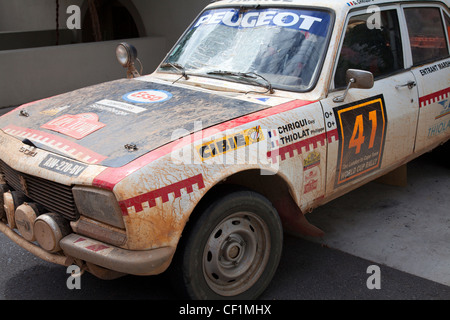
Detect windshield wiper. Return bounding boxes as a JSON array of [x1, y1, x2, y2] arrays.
[[207, 70, 274, 94], [160, 62, 189, 80]]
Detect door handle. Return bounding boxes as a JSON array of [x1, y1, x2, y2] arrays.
[[395, 81, 416, 90]]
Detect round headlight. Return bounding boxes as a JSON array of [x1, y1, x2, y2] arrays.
[[116, 42, 137, 67]]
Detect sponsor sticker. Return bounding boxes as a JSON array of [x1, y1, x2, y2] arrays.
[[41, 113, 106, 140], [122, 90, 173, 104], [303, 151, 321, 194], [39, 154, 87, 177], [304, 175, 319, 193], [436, 99, 450, 120], [95, 99, 147, 114], [303, 151, 320, 169], [333, 95, 387, 187], [197, 126, 265, 161], [193, 8, 330, 37]]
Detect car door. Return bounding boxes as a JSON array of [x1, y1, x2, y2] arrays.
[[403, 3, 450, 153], [321, 5, 419, 197]]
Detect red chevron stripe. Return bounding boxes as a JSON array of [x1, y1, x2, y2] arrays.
[[118, 174, 205, 215], [419, 87, 450, 108]]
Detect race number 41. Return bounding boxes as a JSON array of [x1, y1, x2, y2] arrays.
[[333, 95, 388, 187]]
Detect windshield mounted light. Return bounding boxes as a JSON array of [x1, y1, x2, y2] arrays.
[[116, 42, 142, 79]]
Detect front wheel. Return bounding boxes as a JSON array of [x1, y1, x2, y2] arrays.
[[172, 188, 283, 300]]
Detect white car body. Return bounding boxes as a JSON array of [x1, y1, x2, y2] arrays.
[[0, 0, 449, 299]]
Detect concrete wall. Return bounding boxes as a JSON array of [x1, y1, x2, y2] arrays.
[[0, 36, 167, 107], [0, 0, 84, 32], [0, 0, 210, 108], [0, 29, 76, 50], [133, 0, 208, 51]]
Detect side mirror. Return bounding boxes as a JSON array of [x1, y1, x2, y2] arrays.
[[116, 42, 142, 79], [333, 69, 374, 103]]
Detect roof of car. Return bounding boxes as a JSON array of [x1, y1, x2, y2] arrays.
[[209, 0, 449, 12]]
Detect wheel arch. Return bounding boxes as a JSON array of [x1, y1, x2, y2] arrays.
[[184, 169, 324, 239]]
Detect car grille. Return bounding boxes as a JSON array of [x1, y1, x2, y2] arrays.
[[0, 160, 79, 221]]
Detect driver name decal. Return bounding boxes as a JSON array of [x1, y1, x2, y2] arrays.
[[333, 95, 387, 187]]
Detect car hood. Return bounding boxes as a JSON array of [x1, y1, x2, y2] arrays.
[[0, 78, 270, 167]]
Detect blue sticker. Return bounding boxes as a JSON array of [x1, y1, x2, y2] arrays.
[[193, 9, 331, 38], [123, 90, 173, 104]]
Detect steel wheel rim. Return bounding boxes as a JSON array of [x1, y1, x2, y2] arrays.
[[202, 211, 271, 297]]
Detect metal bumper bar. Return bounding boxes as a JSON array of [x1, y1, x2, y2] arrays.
[[0, 221, 73, 267], [1, 221, 175, 276], [60, 234, 175, 276]]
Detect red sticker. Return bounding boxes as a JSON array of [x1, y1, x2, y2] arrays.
[[304, 179, 318, 193], [42, 113, 105, 140], [86, 244, 110, 252]]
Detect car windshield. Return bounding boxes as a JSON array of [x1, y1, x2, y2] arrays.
[[160, 7, 332, 92]]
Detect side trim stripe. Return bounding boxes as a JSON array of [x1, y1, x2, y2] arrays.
[[419, 87, 450, 108], [118, 174, 205, 215]]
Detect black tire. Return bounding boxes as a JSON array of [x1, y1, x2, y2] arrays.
[[171, 187, 283, 300]]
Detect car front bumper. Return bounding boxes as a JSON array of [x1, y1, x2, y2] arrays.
[[0, 221, 175, 276]]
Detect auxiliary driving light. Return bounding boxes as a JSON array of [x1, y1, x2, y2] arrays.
[[116, 42, 137, 68], [34, 213, 71, 253], [0, 184, 10, 220], [3, 191, 27, 229], [116, 42, 141, 78], [15, 203, 43, 242]]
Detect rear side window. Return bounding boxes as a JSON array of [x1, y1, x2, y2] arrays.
[[445, 12, 450, 45], [335, 9, 404, 88], [404, 7, 449, 65]]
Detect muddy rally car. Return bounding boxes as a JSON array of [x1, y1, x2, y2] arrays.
[[1, 0, 449, 299]]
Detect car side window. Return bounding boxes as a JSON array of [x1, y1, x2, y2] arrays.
[[445, 12, 450, 46], [334, 9, 404, 88], [404, 7, 449, 65]]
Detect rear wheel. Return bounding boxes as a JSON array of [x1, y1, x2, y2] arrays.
[[172, 188, 283, 299]]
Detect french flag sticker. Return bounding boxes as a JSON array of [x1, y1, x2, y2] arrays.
[[268, 130, 279, 148]]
